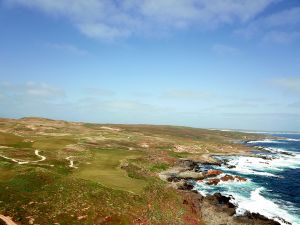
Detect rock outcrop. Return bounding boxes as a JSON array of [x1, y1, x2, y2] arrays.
[[177, 171, 205, 180], [161, 158, 281, 225]]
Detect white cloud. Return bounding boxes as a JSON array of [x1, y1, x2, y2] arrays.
[[212, 44, 240, 55], [270, 77, 300, 92], [262, 31, 300, 44], [26, 82, 64, 98], [78, 23, 131, 40], [262, 7, 300, 28], [0, 82, 65, 99], [4, 0, 277, 40], [236, 6, 300, 43], [0, 82, 166, 122]]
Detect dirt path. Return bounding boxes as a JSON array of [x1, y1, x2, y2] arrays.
[[0, 150, 46, 165], [33, 150, 46, 162], [66, 156, 78, 169], [0, 154, 19, 163], [0, 215, 18, 225]]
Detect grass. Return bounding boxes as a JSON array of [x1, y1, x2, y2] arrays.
[[32, 137, 76, 150], [73, 149, 147, 193], [149, 162, 170, 172], [0, 117, 264, 224], [0, 148, 42, 161], [0, 167, 198, 225], [0, 132, 23, 146], [0, 167, 15, 181], [168, 151, 192, 158], [122, 162, 149, 180], [0, 161, 15, 181]]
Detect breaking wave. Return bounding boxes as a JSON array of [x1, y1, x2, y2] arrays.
[[193, 135, 300, 225]]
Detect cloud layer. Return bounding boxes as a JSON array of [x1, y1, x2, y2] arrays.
[[0, 82, 65, 100], [5, 0, 278, 40], [0, 81, 299, 131], [270, 77, 300, 93], [236, 6, 300, 43]]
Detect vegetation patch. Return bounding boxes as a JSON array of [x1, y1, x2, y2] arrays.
[[149, 162, 170, 172], [0, 132, 29, 148], [169, 151, 192, 158], [32, 137, 76, 151], [0, 118, 264, 224], [72, 149, 147, 193]]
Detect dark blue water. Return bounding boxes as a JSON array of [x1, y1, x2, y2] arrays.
[[246, 134, 300, 211], [247, 134, 300, 216], [194, 133, 300, 225]]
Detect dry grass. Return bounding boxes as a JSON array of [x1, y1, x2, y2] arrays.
[[0, 117, 266, 225]]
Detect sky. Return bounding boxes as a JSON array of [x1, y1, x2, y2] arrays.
[[0, 0, 300, 131]]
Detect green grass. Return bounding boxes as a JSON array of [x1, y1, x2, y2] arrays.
[[149, 163, 170, 172], [6, 167, 61, 193], [0, 132, 23, 146], [72, 149, 147, 193], [0, 172, 195, 225], [168, 151, 192, 158], [32, 137, 76, 150], [122, 163, 149, 180], [8, 142, 33, 148], [0, 167, 15, 181]]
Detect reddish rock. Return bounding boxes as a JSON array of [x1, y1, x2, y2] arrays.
[[206, 178, 221, 185], [205, 169, 223, 177], [220, 175, 235, 182], [220, 175, 247, 182], [235, 176, 247, 182]]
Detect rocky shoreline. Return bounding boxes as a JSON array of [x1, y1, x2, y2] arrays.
[[160, 158, 284, 225]]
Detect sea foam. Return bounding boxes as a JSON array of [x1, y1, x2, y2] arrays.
[[233, 187, 296, 225], [193, 137, 300, 225]]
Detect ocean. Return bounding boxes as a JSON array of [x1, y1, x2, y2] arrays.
[[193, 133, 300, 225]]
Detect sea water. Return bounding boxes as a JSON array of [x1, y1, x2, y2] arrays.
[[193, 133, 300, 225]]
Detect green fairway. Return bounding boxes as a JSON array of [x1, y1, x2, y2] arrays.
[[73, 149, 147, 193]]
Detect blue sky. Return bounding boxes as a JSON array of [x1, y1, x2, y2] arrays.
[[0, 0, 300, 131]]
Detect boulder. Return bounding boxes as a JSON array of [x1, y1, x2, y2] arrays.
[[168, 180, 193, 190], [177, 171, 205, 180], [177, 181, 194, 190], [213, 193, 235, 208], [166, 176, 181, 182], [205, 193, 236, 216], [205, 169, 223, 178], [241, 212, 282, 225], [202, 162, 222, 166], [227, 165, 236, 169], [235, 176, 247, 182], [220, 175, 247, 182], [178, 159, 198, 169], [220, 175, 235, 182], [206, 178, 220, 185], [280, 151, 294, 156]]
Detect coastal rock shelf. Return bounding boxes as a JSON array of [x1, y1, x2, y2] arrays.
[[160, 159, 247, 187], [160, 158, 289, 225]]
